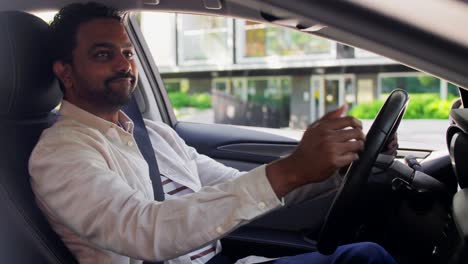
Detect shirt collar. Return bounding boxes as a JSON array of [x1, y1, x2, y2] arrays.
[[59, 100, 135, 135]]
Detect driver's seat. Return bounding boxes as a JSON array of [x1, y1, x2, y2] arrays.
[[445, 89, 468, 263], [0, 11, 77, 263]]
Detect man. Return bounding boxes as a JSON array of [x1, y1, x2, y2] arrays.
[[29, 2, 397, 264]]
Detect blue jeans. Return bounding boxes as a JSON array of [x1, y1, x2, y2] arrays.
[[274, 242, 397, 264]]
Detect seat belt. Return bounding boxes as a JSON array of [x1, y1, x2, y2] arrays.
[[123, 96, 165, 264], [123, 97, 233, 264], [122, 96, 165, 201]]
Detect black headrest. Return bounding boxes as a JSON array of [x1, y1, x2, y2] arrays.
[[0, 11, 62, 119]]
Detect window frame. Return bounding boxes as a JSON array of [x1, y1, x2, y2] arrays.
[[234, 19, 337, 65], [377, 71, 448, 99], [213, 76, 292, 102], [163, 78, 190, 93], [310, 74, 356, 120]]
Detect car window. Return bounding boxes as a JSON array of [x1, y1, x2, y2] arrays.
[[136, 12, 459, 152], [33, 11, 56, 24], [33, 10, 457, 152]]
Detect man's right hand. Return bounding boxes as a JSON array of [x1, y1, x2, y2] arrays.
[[266, 105, 365, 198]]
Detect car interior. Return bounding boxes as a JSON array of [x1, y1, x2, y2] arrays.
[[2, 1, 468, 264]]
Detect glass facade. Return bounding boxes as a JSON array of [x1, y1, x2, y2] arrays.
[[178, 15, 232, 64], [241, 21, 332, 59], [380, 75, 440, 94], [448, 83, 460, 97], [141, 12, 177, 67]]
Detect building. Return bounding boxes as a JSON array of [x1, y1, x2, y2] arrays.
[[140, 12, 458, 129]]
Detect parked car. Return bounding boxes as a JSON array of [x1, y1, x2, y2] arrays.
[[1, 0, 468, 263]]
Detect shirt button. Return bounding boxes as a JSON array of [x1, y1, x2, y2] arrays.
[[258, 202, 266, 210], [216, 226, 223, 234], [127, 141, 134, 147]]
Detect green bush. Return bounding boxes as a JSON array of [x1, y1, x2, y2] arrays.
[[190, 93, 212, 109], [348, 100, 385, 119], [168, 92, 190, 108], [404, 94, 452, 119], [349, 93, 455, 119], [168, 92, 212, 109]]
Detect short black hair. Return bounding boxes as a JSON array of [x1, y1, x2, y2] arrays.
[[50, 2, 123, 64]]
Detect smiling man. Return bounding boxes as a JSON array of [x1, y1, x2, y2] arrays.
[[51, 12, 137, 122], [28, 2, 397, 264]]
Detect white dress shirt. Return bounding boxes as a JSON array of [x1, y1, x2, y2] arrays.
[[28, 100, 341, 264]]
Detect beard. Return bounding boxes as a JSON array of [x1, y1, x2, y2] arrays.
[[74, 71, 137, 112], [102, 71, 137, 109]]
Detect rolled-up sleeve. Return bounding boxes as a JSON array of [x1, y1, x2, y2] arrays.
[[29, 132, 282, 262]]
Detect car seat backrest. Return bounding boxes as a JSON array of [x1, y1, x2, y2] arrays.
[[0, 11, 77, 263], [448, 97, 468, 188], [447, 93, 468, 261]]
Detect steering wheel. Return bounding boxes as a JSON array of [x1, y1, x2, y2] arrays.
[[317, 89, 409, 255]]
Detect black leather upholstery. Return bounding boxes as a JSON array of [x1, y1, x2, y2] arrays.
[[447, 101, 468, 189], [0, 11, 62, 118], [447, 126, 468, 188], [0, 11, 77, 263]]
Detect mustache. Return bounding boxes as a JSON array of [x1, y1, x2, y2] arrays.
[[104, 72, 136, 85]]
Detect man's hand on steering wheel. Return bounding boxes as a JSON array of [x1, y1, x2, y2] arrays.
[[339, 124, 399, 176], [382, 133, 398, 156], [266, 104, 365, 198], [318, 89, 409, 254]]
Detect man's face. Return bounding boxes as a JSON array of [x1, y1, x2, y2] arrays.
[[64, 18, 138, 111]]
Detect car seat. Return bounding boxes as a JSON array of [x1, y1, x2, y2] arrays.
[[446, 90, 468, 263], [0, 11, 77, 263]]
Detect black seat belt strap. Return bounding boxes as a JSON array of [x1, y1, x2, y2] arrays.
[[123, 96, 165, 201], [124, 96, 165, 264]]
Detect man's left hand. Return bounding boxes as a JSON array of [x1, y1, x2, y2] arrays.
[[382, 133, 398, 156]]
